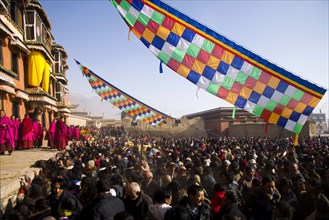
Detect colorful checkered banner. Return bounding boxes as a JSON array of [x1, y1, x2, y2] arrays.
[[75, 60, 168, 126], [111, 0, 327, 134]]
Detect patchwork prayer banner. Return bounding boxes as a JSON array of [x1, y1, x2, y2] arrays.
[[110, 0, 327, 134], [75, 60, 168, 126]]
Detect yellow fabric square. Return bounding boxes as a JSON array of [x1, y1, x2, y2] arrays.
[[225, 91, 238, 104], [142, 28, 155, 43], [132, 28, 141, 39], [281, 108, 293, 118], [177, 64, 190, 78], [171, 22, 185, 37], [157, 26, 170, 40], [240, 86, 252, 99], [268, 112, 280, 124], [253, 81, 266, 94], [221, 51, 234, 65], [207, 55, 220, 69], [267, 76, 280, 89], [192, 60, 206, 74], [309, 97, 320, 108], [294, 102, 307, 113]]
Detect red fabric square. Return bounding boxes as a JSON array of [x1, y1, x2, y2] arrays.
[[134, 20, 146, 35], [167, 58, 180, 72], [217, 87, 229, 99], [231, 81, 243, 94], [258, 71, 271, 84], [162, 16, 175, 30], [147, 20, 160, 33], [273, 104, 285, 115], [245, 76, 257, 89], [261, 109, 272, 120], [196, 49, 210, 64], [182, 54, 195, 69], [115, 0, 122, 4], [300, 93, 313, 105], [287, 98, 298, 109], [211, 44, 225, 59]]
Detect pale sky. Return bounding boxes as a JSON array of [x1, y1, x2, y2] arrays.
[[40, 0, 328, 119]]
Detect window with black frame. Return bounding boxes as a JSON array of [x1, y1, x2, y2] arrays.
[[11, 52, 19, 77], [0, 39, 3, 65]]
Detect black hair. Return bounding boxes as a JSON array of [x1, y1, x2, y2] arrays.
[[153, 187, 172, 204], [187, 184, 204, 197]]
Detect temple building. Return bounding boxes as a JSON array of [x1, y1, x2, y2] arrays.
[[0, 0, 71, 128]]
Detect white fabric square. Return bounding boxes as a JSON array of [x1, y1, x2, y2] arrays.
[[245, 100, 256, 113], [141, 5, 154, 18], [149, 45, 160, 56], [297, 114, 308, 125], [257, 95, 270, 108], [285, 119, 296, 131], [285, 85, 297, 97], [192, 34, 205, 48], [212, 72, 225, 84], [162, 42, 175, 56], [129, 6, 140, 18], [177, 38, 190, 52], [226, 66, 239, 80], [118, 5, 127, 17], [271, 90, 283, 103], [197, 76, 211, 89], [241, 62, 253, 75]]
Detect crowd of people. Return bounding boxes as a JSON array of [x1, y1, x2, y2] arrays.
[[1, 118, 329, 220]]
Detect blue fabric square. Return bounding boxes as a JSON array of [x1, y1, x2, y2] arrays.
[[263, 86, 275, 99], [202, 66, 216, 80], [276, 81, 288, 93], [289, 111, 301, 122], [141, 37, 150, 48], [302, 106, 314, 116], [104, 97, 108, 101], [187, 70, 201, 85], [249, 91, 261, 103], [182, 28, 195, 42], [217, 61, 229, 75], [235, 96, 247, 108], [131, 0, 143, 11], [231, 56, 244, 70], [152, 36, 165, 50], [277, 116, 288, 127], [167, 32, 180, 47]]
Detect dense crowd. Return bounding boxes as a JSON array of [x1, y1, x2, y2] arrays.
[[1, 119, 329, 220]]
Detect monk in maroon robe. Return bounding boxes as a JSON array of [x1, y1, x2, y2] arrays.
[[54, 116, 67, 151], [19, 114, 33, 149]]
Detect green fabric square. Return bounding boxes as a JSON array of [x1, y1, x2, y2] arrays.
[[151, 11, 165, 24], [249, 67, 262, 80], [293, 123, 303, 134], [202, 39, 215, 54], [236, 71, 248, 85], [158, 52, 170, 64], [138, 13, 150, 26], [279, 94, 290, 106], [265, 100, 277, 112], [172, 48, 185, 63], [125, 13, 137, 26], [292, 89, 304, 101], [221, 76, 234, 90], [207, 81, 220, 95], [187, 44, 201, 58], [252, 105, 264, 117], [120, 0, 131, 12]]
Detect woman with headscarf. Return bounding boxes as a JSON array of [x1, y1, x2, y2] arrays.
[[19, 114, 34, 149], [0, 110, 14, 155]]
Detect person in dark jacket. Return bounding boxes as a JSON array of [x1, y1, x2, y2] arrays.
[[123, 182, 153, 220], [215, 190, 246, 220], [178, 184, 213, 220], [78, 179, 125, 220], [251, 175, 280, 220], [48, 178, 82, 219]]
